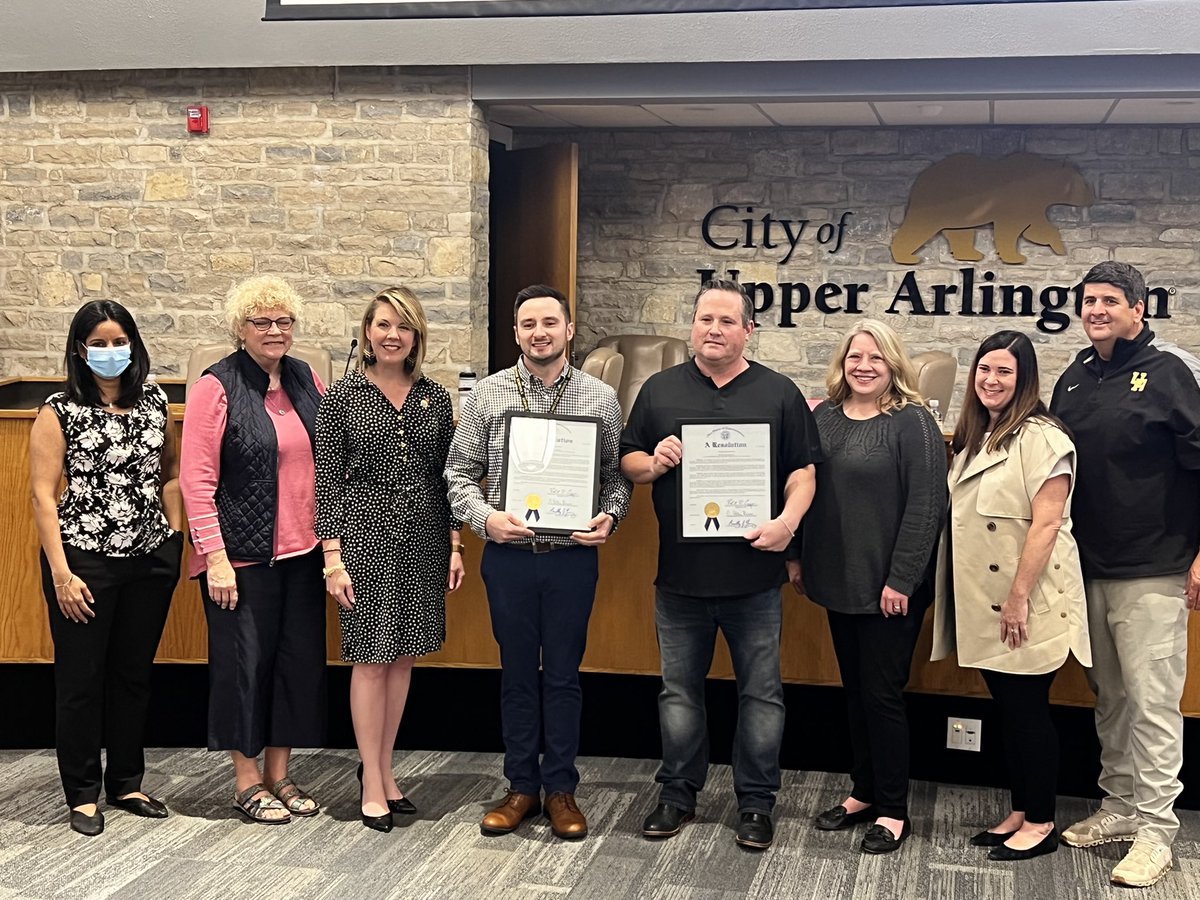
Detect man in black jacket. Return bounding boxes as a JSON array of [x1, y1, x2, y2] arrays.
[[1050, 261, 1200, 888]]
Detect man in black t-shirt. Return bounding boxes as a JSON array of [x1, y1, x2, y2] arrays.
[[620, 280, 821, 850]]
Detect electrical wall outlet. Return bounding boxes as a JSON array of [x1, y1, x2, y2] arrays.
[[946, 717, 982, 752]]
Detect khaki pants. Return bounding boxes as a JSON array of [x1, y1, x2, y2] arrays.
[[1084, 575, 1188, 846]]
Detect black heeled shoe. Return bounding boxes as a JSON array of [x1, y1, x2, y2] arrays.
[[388, 796, 418, 815], [357, 762, 417, 815], [356, 763, 393, 833]]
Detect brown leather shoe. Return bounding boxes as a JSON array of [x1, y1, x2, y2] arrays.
[[481, 791, 540, 836], [544, 792, 588, 840]]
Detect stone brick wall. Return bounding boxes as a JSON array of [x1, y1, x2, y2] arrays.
[[535, 126, 1200, 412], [0, 67, 489, 393]]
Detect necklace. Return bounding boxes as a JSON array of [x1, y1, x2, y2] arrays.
[[267, 386, 286, 416]]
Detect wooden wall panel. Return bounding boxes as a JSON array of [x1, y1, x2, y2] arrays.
[[3, 401, 1199, 716]]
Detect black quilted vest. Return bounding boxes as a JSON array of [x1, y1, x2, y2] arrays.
[[204, 350, 320, 563]]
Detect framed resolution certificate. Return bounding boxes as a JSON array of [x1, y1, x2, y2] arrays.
[[499, 412, 602, 535], [677, 419, 777, 541]]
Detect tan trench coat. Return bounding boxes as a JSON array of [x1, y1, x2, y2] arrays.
[[932, 418, 1090, 675]]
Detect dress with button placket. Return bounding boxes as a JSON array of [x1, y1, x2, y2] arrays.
[[314, 370, 459, 663]]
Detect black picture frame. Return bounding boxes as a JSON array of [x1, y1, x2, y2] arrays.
[[499, 411, 602, 537]]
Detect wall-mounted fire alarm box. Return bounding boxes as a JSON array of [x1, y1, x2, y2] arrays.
[[186, 105, 209, 134]]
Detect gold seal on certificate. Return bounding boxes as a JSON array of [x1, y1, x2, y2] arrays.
[[678, 420, 777, 541], [500, 412, 602, 535], [703, 501, 721, 532]]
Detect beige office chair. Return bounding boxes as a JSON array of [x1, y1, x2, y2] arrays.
[[593, 334, 690, 417], [579, 345, 625, 396], [910, 350, 957, 417], [185, 342, 334, 399]]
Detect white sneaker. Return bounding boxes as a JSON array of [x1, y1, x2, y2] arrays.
[[1111, 840, 1172, 888], [1060, 809, 1139, 848]]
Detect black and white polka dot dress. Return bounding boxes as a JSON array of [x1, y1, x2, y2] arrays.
[[314, 370, 458, 663]]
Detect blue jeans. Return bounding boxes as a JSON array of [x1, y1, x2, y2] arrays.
[[654, 587, 785, 814]]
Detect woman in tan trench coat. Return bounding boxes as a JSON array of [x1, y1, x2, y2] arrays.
[[933, 330, 1089, 862]]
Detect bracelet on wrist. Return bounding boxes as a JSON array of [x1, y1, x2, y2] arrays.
[[322, 562, 346, 578], [54, 575, 73, 588], [450, 542, 465, 556], [776, 517, 796, 537]]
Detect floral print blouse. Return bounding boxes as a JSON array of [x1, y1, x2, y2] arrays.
[[46, 383, 174, 556]]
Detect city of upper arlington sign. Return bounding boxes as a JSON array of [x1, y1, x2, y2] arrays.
[[697, 152, 1170, 333], [264, 0, 1092, 20]]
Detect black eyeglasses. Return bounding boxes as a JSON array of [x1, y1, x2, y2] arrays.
[[246, 317, 295, 332]]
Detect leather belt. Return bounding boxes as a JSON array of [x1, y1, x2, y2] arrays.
[[509, 540, 567, 554]]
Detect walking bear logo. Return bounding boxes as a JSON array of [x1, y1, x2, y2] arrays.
[[891, 153, 1094, 266]]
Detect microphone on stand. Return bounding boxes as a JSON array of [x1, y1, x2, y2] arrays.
[[343, 338, 359, 378]]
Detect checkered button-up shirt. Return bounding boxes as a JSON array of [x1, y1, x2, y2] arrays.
[[445, 358, 632, 546]]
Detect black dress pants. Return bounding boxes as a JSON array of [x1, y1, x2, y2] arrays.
[[201, 549, 327, 757], [979, 668, 1059, 824], [41, 534, 182, 808], [826, 593, 928, 820]]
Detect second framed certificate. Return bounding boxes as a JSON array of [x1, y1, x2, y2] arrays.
[[677, 419, 777, 541], [499, 412, 602, 535]]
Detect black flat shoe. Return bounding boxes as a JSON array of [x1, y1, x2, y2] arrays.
[[988, 828, 1059, 861], [642, 802, 695, 839], [388, 797, 418, 815], [814, 803, 876, 831], [970, 828, 1016, 847], [69, 808, 104, 837], [735, 812, 774, 850], [861, 819, 912, 854], [106, 794, 169, 818]]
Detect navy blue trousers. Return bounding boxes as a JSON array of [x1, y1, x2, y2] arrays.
[[480, 542, 599, 796]]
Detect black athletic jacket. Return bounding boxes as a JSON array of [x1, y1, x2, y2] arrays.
[[1050, 327, 1200, 580]]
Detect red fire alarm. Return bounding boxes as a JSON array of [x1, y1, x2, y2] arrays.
[[186, 105, 209, 135]]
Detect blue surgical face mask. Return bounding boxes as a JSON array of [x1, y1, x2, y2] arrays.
[[84, 345, 132, 379]]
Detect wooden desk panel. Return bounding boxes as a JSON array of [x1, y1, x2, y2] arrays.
[[3, 403, 1198, 715]]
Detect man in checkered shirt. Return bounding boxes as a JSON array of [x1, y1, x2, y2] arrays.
[[445, 284, 631, 842]]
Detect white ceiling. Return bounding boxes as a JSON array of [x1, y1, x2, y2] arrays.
[[486, 96, 1200, 129]]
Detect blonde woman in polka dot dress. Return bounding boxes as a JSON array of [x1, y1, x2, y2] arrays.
[[315, 287, 465, 833]]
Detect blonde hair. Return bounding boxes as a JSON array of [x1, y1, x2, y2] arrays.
[[826, 319, 925, 414], [224, 276, 303, 346], [360, 287, 428, 379]]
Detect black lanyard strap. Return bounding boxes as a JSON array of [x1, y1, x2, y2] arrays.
[[513, 366, 572, 415]]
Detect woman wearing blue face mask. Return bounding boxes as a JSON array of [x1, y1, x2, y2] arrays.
[[30, 300, 184, 837]]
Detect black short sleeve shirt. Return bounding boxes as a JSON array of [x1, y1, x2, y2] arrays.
[[620, 359, 823, 598]]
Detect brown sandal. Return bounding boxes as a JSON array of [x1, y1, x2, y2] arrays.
[[233, 783, 291, 825], [271, 778, 320, 817]]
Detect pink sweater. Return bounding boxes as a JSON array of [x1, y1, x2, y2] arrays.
[[181, 370, 325, 578]]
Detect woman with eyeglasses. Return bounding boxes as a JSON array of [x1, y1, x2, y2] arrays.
[[180, 276, 328, 826], [30, 300, 184, 836]]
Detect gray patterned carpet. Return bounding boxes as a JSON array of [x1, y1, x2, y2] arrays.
[[0, 749, 1197, 899]]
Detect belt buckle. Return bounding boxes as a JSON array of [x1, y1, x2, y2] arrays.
[[532, 540, 552, 554]]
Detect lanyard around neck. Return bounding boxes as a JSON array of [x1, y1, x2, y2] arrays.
[[514, 365, 571, 415]]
